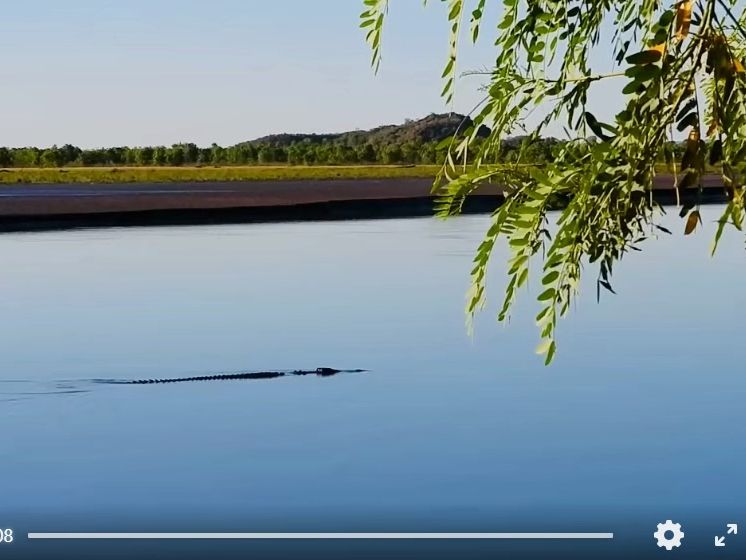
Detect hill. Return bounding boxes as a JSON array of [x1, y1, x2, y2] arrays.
[[249, 113, 490, 147]]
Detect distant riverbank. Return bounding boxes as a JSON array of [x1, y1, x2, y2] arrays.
[[0, 174, 728, 232]]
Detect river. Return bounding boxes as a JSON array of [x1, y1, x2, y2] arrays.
[[1, 208, 744, 558]]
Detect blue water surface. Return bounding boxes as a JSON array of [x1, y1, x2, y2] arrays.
[[1, 208, 743, 558]]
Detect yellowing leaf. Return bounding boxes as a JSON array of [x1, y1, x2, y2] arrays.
[[535, 339, 552, 356], [651, 43, 666, 57], [676, 1, 692, 41], [684, 210, 700, 235]]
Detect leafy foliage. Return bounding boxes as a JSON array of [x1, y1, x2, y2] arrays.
[[360, 0, 389, 73], [363, 0, 746, 364]]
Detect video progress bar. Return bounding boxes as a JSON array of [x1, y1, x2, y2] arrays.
[[28, 532, 614, 540]]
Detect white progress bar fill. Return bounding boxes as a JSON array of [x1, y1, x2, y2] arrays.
[[28, 532, 614, 540]]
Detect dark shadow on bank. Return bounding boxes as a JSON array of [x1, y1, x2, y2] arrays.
[[0, 187, 730, 233]]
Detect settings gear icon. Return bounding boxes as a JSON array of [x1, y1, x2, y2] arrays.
[[654, 520, 685, 550]]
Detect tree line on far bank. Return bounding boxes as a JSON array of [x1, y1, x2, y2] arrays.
[[0, 137, 688, 169], [0, 138, 560, 168]]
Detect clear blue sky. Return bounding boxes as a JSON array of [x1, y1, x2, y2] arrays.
[[2, 1, 620, 148]]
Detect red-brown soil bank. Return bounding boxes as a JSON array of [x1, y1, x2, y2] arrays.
[[0, 176, 728, 232]]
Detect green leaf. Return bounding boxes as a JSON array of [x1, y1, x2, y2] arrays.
[[535, 307, 551, 324], [676, 98, 697, 121], [625, 49, 663, 65], [544, 341, 557, 365], [584, 112, 612, 141], [631, 64, 661, 82], [509, 236, 529, 247], [442, 58, 455, 79], [709, 139, 723, 165], [537, 288, 555, 301], [599, 280, 616, 294], [542, 271, 559, 285], [655, 225, 672, 235], [622, 80, 643, 95], [676, 112, 698, 132], [517, 268, 529, 288]]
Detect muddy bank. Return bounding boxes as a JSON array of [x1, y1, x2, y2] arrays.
[[0, 176, 728, 232]]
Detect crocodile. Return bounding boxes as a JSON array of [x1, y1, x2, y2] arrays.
[[109, 367, 365, 385]]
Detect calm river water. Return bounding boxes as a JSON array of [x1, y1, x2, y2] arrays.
[[1, 208, 744, 558]]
